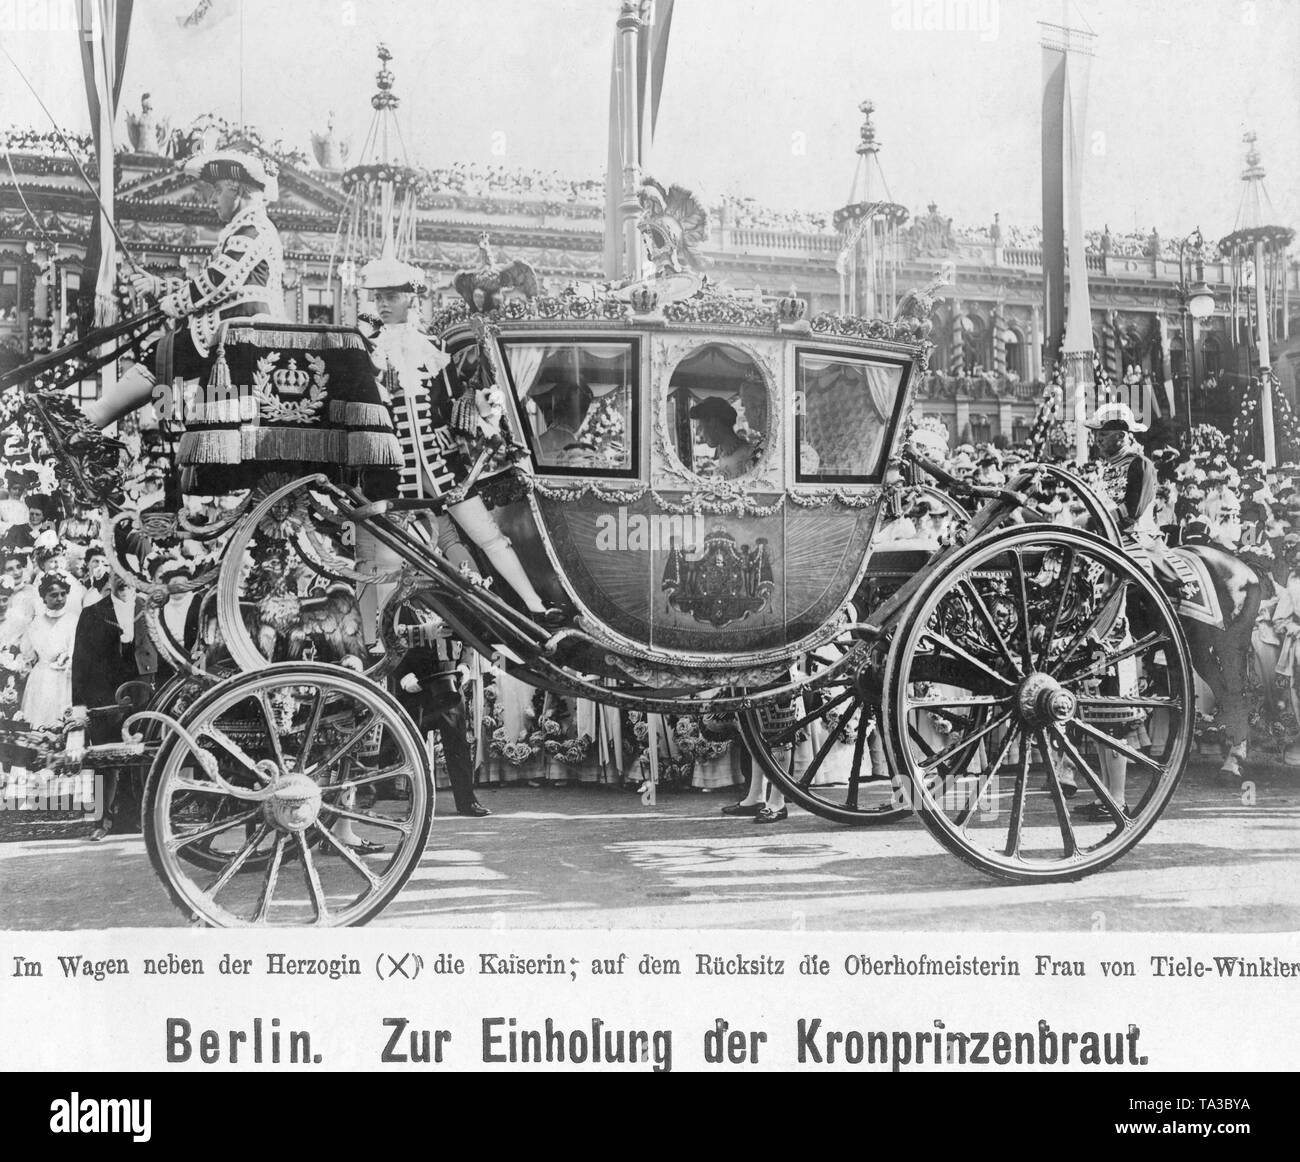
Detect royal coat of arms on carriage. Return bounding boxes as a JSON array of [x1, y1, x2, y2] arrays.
[[661, 526, 774, 627]]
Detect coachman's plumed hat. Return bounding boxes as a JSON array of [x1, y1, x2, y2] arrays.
[[1086, 402, 1147, 433], [360, 256, 428, 294], [183, 148, 280, 202]]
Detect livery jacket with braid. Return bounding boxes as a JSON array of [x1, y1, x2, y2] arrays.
[[157, 204, 285, 356], [1100, 447, 1158, 537]]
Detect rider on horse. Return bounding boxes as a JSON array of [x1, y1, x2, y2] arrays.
[[1087, 402, 1190, 603]]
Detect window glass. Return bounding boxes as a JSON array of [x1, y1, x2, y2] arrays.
[[306, 287, 335, 324], [62, 271, 80, 319], [795, 351, 903, 481], [665, 343, 767, 480], [501, 339, 636, 473], [0, 268, 18, 323]]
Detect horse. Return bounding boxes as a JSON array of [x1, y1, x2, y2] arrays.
[[1164, 541, 1263, 776], [1021, 468, 1266, 777]]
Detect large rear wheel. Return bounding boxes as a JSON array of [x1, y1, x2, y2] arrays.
[[881, 525, 1192, 881]]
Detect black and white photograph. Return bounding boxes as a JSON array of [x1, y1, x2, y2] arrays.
[[0, 0, 1297, 1083]]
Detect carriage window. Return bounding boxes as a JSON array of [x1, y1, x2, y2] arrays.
[[795, 352, 903, 481], [305, 286, 336, 324], [0, 268, 18, 323], [500, 339, 637, 474], [665, 343, 768, 480]]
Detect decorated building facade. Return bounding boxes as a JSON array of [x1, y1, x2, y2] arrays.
[[2, 119, 1297, 449]]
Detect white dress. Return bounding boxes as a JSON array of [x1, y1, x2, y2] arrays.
[[21, 605, 78, 727]]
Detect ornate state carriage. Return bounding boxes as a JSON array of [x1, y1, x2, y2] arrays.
[[3, 264, 1195, 926]]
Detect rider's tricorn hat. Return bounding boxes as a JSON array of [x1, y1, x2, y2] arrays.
[[183, 148, 279, 202], [360, 256, 428, 294], [1086, 402, 1147, 433]]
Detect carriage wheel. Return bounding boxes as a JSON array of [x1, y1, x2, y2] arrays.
[[880, 525, 1192, 882], [142, 663, 433, 926], [1001, 464, 1122, 546], [215, 475, 399, 679], [739, 632, 910, 826]]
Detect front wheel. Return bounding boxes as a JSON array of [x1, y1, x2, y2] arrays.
[[881, 525, 1192, 882], [142, 663, 433, 926]]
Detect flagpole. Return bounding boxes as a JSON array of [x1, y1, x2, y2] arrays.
[[616, 0, 643, 282]]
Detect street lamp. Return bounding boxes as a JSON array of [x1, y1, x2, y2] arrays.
[[1177, 227, 1214, 432]]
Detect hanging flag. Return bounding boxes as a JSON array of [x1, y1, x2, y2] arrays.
[[637, 0, 674, 158], [1040, 43, 1067, 358], [77, 0, 135, 328], [1060, 48, 1094, 358]]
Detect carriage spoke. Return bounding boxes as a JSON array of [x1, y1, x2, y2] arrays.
[[1035, 728, 1078, 857], [904, 693, 1011, 711], [312, 824, 383, 887], [204, 823, 272, 898], [791, 700, 854, 788], [843, 713, 870, 811], [1047, 723, 1131, 828], [1003, 741, 1031, 858], [1010, 549, 1036, 672], [767, 688, 855, 747], [1062, 632, 1170, 686], [1049, 578, 1128, 676], [920, 631, 1016, 690], [1074, 694, 1177, 711], [919, 709, 1014, 774], [199, 726, 274, 783], [317, 802, 413, 835], [252, 834, 288, 924], [296, 832, 330, 925], [320, 761, 416, 795], [305, 713, 379, 778], [1037, 547, 1077, 671], [954, 723, 1020, 830], [297, 687, 327, 765], [958, 576, 1023, 678], [256, 692, 289, 773], [1068, 718, 1165, 774], [167, 807, 261, 852]]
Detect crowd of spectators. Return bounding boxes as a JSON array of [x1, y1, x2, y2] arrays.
[[422, 161, 603, 205]]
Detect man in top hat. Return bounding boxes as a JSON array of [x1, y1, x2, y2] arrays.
[[1086, 402, 1186, 599], [84, 147, 285, 429]]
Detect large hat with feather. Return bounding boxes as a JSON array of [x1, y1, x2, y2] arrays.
[[360, 255, 427, 294], [183, 147, 279, 202]]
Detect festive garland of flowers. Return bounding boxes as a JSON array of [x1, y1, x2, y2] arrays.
[[1028, 361, 1066, 460], [787, 487, 879, 509], [1263, 373, 1300, 464], [531, 479, 647, 504], [648, 486, 783, 517]]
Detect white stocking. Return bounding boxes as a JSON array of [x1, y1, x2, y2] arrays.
[[84, 362, 157, 429], [448, 495, 546, 612]]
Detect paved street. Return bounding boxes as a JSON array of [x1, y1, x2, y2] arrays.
[[1, 759, 1298, 931]]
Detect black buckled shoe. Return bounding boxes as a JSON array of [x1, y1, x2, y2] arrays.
[[721, 801, 763, 817], [754, 805, 788, 824]]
